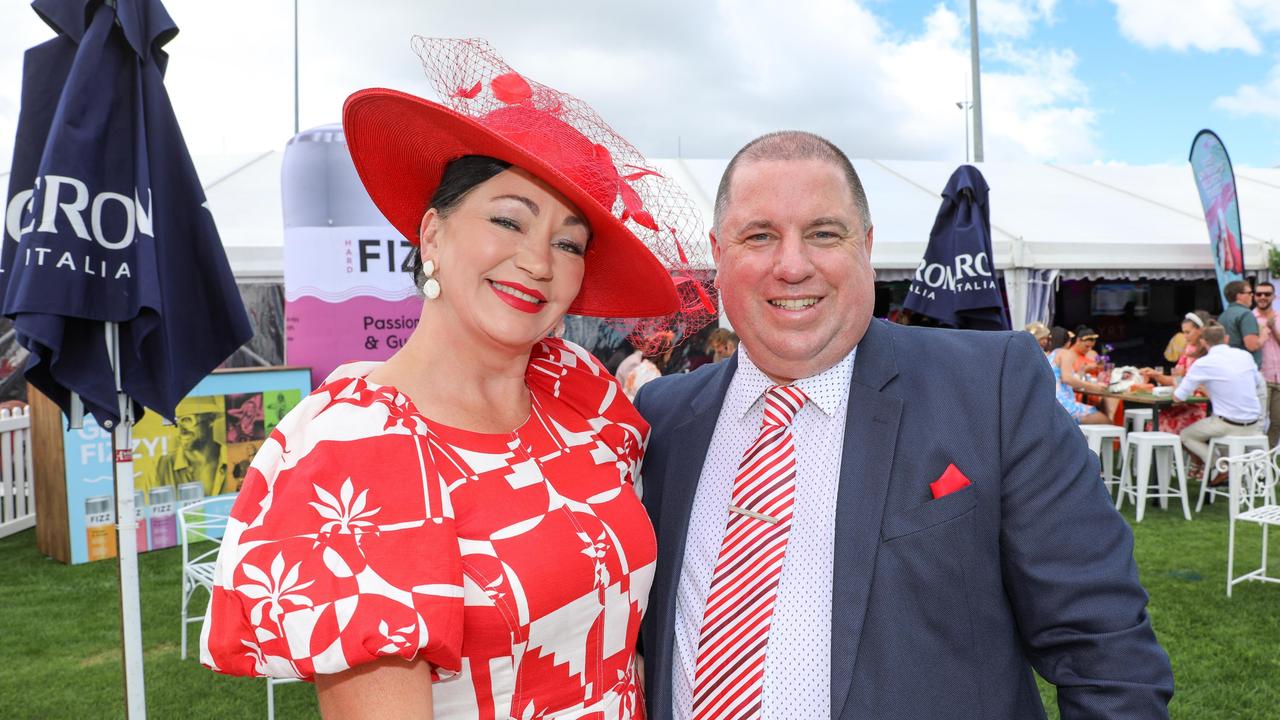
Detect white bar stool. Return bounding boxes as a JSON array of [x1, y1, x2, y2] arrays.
[[1079, 424, 1126, 495], [1124, 408, 1154, 434], [1198, 434, 1270, 512], [1116, 431, 1192, 522]]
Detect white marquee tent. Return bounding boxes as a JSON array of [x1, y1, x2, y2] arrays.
[[183, 137, 1280, 329]]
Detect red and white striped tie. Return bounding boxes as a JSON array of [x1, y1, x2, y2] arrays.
[[691, 384, 808, 720]]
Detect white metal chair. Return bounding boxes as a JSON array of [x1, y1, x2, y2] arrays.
[[1221, 447, 1280, 597], [178, 494, 299, 718], [1080, 424, 1126, 496], [1199, 434, 1270, 512], [1115, 431, 1191, 522], [267, 677, 300, 720], [179, 494, 237, 660]]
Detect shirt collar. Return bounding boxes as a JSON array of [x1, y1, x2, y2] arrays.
[[728, 343, 857, 421]]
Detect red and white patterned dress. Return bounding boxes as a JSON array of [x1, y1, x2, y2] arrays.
[[201, 338, 655, 719]]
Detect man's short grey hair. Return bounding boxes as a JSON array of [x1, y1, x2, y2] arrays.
[[1201, 324, 1227, 346], [713, 130, 872, 235]]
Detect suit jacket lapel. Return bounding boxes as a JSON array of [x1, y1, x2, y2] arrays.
[[649, 353, 738, 710], [831, 320, 902, 717]]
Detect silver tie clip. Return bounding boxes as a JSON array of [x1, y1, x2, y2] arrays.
[[729, 504, 780, 524]]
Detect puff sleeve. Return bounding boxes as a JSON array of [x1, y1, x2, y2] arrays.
[[199, 371, 464, 681]]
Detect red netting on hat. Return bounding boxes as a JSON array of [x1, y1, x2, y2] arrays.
[[411, 36, 717, 355]]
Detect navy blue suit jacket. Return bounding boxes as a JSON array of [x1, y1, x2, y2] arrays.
[[634, 319, 1173, 719]]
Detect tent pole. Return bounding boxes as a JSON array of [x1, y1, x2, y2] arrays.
[[107, 321, 147, 718]]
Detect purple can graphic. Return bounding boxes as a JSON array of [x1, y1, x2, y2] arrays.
[[148, 486, 177, 549]]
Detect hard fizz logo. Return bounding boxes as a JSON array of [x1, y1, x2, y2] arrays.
[[908, 252, 997, 301], [346, 238, 416, 275], [4, 175, 154, 279]]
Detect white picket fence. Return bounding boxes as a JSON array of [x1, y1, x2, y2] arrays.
[[0, 407, 35, 539]]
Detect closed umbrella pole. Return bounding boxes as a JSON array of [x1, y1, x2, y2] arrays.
[[106, 321, 146, 718]]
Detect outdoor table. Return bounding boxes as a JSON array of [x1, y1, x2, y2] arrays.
[[1080, 389, 1210, 430]]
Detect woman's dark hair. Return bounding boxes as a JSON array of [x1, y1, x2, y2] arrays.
[[1049, 326, 1070, 350], [409, 155, 512, 286], [1075, 325, 1098, 341]]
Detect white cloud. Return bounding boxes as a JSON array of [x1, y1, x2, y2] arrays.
[[982, 44, 1097, 160], [1109, 0, 1280, 54], [1214, 63, 1280, 120], [973, 0, 1058, 39], [1109, 1, 1280, 132], [0, 0, 1098, 174]]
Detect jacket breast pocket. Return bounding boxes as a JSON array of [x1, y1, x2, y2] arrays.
[[881, 484, 977, 541]]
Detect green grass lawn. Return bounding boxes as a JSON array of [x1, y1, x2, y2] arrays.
[[2, 496, 1278, 719]]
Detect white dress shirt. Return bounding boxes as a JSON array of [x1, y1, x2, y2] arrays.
[[1174, 343, 1262, 422], [672, 343, 855, 720]]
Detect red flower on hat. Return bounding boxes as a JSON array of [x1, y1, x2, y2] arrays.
[[491, 72, 532, 105]]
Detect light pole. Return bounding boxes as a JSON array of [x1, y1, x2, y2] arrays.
[[956, 101, 972, 163], [294, 0, 300, 135], [969, 0, 985, 161]]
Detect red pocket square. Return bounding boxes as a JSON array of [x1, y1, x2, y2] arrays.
[[930, 464, 972, 499]]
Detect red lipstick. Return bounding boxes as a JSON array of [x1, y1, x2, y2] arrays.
[[489, 280, 545, 314]]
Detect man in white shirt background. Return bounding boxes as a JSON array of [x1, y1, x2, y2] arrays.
[[1176, 324, 1264, 484]]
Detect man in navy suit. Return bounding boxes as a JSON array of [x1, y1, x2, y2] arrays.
[[634, 132, 1173, 719]]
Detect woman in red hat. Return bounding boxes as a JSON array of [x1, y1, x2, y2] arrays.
[[200, 38, 714, 719]]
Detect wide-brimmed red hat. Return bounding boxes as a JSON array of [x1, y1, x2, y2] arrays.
[[343, 38, 717, 333]]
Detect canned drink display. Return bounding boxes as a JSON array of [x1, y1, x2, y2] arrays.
[[85, 495, 117, 561]]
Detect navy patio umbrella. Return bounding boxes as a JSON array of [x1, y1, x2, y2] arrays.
[[903, 165, 1009, 331], [2, 0, 252, 714]]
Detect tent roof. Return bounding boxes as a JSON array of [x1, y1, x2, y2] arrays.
[[682, 158, 1278, 277], [12, 152, 1274, 281]]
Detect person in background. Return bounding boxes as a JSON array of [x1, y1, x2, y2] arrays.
[[1065, 326, 1119, 419], [1253, 281, 1280, 446], [1049, 326, 1072, 355], [615, 346, 644, 388], [623, 331, 675, 399], [1050, 332, 1112, 424], [1163, 322, 1188, 365], [1025, 322, 1052, 353], [1071, 326, 1101, 373], [1219, 279, 1262, 366], [1141, 312, 1210, 434], [704, 327, 740, 362], [1176, 324, 1264, 484]]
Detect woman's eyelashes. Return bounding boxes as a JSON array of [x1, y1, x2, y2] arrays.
[[489, 215, 522, 232], [491, 215, 586, 256], [555, 239, 586, 256]]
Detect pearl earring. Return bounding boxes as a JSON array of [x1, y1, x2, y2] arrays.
[[421, 259, 440, 300]]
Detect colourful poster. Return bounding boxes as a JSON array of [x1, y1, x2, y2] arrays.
[[61, 368, 312, 563], [263, 389, 301, 435], [1188, 130, 1245, 308]]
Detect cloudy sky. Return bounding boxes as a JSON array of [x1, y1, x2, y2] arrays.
[[2, 0, 1279, 169]]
